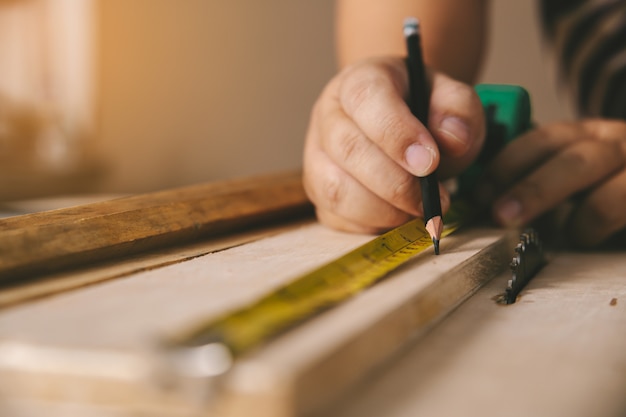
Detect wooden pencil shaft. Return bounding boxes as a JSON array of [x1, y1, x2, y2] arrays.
[[405, 33, 429, 123], [405, 21, 442, 225], [0, 171, 313, 282], [420, 173, 441, 222]]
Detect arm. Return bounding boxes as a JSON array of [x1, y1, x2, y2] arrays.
[[336, 0, 490, 83]]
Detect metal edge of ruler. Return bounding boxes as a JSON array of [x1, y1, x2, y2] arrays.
[[160, 200, 475, 375]]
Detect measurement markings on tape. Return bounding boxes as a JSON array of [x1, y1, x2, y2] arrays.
[[166, 201, 472, 362]]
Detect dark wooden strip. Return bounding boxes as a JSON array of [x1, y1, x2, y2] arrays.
[[0, 171, 313, 281]]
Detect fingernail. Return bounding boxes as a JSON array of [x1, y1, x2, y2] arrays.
[[405, 143, 435, 176], [438, 116, 470, 150], [495, 197, 523, 226]]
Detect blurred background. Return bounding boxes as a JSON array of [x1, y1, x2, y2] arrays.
[[0, 0, 572, 202]]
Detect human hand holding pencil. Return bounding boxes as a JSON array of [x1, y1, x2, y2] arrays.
[[302, 25, 485, 236]]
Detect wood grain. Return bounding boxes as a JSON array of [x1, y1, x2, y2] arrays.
[[326, 251, 626, 417], [0, 219, 310, 309], [0, 223, 516, 416], [213, 227, 516, 417], [0, 170, 312, 282]]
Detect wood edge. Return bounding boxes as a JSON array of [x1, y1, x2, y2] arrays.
[[0, 170, 313, 283], [213, 229, 517, 417], [0, 218, 315, 310]]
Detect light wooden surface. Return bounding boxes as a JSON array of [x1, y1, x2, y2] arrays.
[[1, 223, 624, 417], [326, 251, 626, 417], [0, 172, 624, 417], [211, 226, 513, 417], [0, 221, 514, 417], [0, 219, 310, 309]]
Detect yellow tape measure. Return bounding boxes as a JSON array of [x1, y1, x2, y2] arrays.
[[167, 200, 472, 358]]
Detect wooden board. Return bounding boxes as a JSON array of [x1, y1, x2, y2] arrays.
[[0, 219, 310, 309], [0, 222, 515, 417], [326, 251, 626, 417], [1, 171, 623, 417], [0, 170, 311, 282]]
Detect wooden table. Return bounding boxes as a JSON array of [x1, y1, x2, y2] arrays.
[[0, 172, 624, 417]]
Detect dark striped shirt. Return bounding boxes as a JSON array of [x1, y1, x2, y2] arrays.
[[540, 0, 626, 119]]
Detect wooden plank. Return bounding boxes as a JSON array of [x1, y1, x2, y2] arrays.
[[325, 251, 626, 417], [0, 219, 310, 309], [0, 170, 312, 282], [211, 227, 515, 417], [0, 223, 515, 416]]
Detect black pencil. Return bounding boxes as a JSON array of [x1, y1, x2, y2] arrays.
[[404, 17, 443, 255]]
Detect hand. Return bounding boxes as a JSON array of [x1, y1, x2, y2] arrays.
[[483, 119, 626, 247], [303, 56, 485, 234]]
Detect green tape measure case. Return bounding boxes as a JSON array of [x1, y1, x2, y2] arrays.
[[457, 84, 532, 197]]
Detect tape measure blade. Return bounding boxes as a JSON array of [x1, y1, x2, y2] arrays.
[[169, 202, 469, 356]]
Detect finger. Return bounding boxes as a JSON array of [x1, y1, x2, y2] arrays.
[[492, 138, 625, 227], [337, 58, 439, 177], [315, 181, 451, 235], [428, 73, 486, 176], [303, 145, 414, 230], [568, 169, 626, 247], [316, 95, 423, 216], [315, 208, 386, 235], [487, 122, 581, 190]]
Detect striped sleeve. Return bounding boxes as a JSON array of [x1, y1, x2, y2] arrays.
[[539, 0, 626, 119]]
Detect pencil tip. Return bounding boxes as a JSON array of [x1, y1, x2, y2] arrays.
[[425, 216, 444, 254]]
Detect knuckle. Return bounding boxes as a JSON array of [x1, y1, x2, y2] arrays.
[[388, 174, 417, 207], [443, 78, 469, 99], [321, 170, 347, 212], [334, 127, 365, 164], [582, 118, 622, 138], [302, 160, 348, 214], [434, 75, 477, 108], [566, 140, 622, 173], [560, 147, 588, 171], [378, 111, 410, 148], [341, 78, 374, 114], [340, 66, 388, 113], [302, 168, 320, 205]]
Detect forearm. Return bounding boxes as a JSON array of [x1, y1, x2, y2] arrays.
[[335, 0, 490, 84]]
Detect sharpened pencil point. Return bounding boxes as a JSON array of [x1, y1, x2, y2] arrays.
[[425, 216, 443, 255]]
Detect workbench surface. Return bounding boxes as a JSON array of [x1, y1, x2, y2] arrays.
[[327, 250, 626, 417], [0, 184, 624, 417]]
